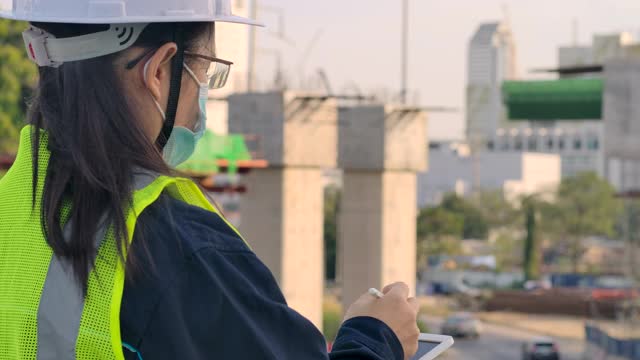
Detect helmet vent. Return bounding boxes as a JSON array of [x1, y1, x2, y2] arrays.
[[116, 26, 135, 46]]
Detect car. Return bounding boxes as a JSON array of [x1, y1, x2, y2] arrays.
[[522, 338, 560, 360], [440, 313, 482, 338], [524, 279, 552, 291]]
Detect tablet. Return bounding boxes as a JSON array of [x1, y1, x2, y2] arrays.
[[409, 333, 454, 360]]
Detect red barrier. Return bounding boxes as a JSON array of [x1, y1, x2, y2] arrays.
[[486, 289, 622, 318], [0, 154, 15, 170]]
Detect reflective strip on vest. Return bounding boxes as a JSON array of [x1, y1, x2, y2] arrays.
[[37, 220, 102, 360], [37, 172, 157, 359]]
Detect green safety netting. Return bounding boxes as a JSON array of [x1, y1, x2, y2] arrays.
[[503, 78, 603, 121], [177, 129, 252, 175]]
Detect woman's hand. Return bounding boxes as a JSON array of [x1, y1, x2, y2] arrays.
[[344, 282, 420, 360]]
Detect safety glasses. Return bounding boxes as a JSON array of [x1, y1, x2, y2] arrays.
[[126, 49, 234, 90], [184, 51, 233, 90]]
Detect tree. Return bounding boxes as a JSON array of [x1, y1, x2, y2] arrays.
[[324, 186, 340, 281], [0, 19, 37, 153], [542, 172, 622, 272], [417, 206, 464, 240], [494, 233, 521, 271], [615, 199, 640, 242], [522, 197, 540, 280], [416, 206, 464, 267], [416, 193, 490, 269], [466, 190, 524, 271], [612, 199, 640, 279], [440, 193, 489, 240], [469, 190, 519, 229]]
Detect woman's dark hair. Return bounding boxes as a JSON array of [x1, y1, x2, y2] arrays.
[[28, 21, 211, 293]]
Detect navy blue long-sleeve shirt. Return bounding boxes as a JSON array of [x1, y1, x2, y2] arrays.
[[119, 194, 403, 360]]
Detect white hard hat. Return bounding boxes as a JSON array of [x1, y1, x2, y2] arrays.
[[0, 0, 263, 67], [0, 0, 262, 26]]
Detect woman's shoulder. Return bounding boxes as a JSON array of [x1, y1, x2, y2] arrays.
[[132, 193, 250, 262]]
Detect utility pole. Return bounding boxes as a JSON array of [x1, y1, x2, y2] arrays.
[[247, 0, 258, 92], [248, 2, 293, 92], [400, 0, 409, 104]]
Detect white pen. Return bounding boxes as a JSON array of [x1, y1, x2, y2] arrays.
[[368, 288, 384, 299]]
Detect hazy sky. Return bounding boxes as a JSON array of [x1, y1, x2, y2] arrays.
[[254, 0, 640, 140]]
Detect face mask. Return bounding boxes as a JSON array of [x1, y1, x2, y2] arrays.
[[144, 60, 208, 168], [184, 63, 208, 140]]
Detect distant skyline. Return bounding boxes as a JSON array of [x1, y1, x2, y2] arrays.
[[252, 0, 640, 140]]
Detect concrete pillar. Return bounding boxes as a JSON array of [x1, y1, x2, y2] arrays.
[[228, 92, 338, 328], [338, 105, 428, 309]]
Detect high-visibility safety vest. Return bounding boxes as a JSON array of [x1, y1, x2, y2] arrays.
[[0, 126, 246, 359]]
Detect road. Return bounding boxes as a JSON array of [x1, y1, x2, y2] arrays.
[[423, 316, 585, 360]]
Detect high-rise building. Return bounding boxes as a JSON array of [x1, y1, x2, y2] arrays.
[[466, 22, 517, 146], [420, 24, 640, 208], [509, 32, 635, 179], [469, 23, 640, 180]]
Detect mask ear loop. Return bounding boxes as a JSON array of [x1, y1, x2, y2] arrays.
[[156, 25, 185, 150], [143, 59, 167, 119]]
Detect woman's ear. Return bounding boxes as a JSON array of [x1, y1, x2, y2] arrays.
[[142, 42, 178, 101]]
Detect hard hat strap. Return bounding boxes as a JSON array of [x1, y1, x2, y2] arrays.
[[156, 24, 185, 150], [22, 24, 148, 68]]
